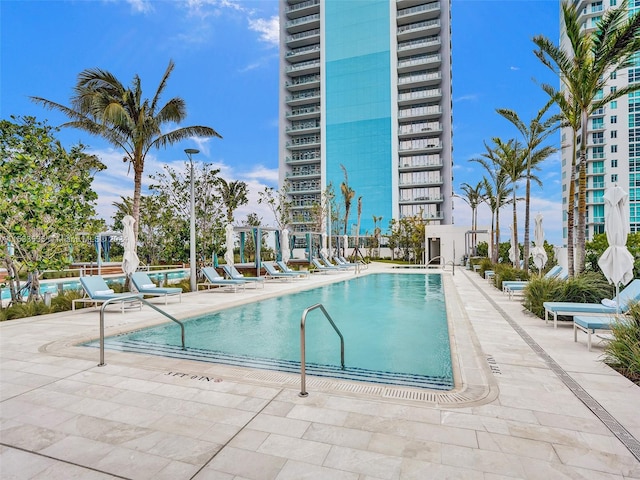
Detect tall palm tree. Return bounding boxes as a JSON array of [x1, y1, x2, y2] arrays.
[[496, 100, 560, 270], [472, 141, 513, 263], [216, 178, 249, 223], [533, 0, 640, 273], [541, 84, 581, 276], [31, 60, 222, 244], [459, 181, 486, 256], [340, 164, 355, 235]]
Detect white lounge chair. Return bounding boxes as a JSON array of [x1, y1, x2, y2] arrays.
[[221, 264, 265, 288], [262, 261, 301, 281], [276, 261, 310, 278]]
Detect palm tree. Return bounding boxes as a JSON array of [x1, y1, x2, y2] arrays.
[[31, 60, 222, 244], [472, 141, 513, 263], [216, 178, 249, 223], [541, 84, 581, 276], [340, 164, 355, 235], [496, 100, 560, 270], [533, 0, 640, 273], [459, 181, 486, 256]]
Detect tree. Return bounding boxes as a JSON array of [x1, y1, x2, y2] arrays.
[[216, 178, 248, 224], [257, 181, 293, 231], [541, 84, 581, 276], [459, 181, 485, 256], [533, 0, 640, 273], [496, 99, 560, 270], [340, 164, 355, 235], [472, 141, 513, 263], [31, 60, 222, 246], [0, 116, 104, 303]]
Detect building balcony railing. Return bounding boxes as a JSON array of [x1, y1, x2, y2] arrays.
[[286, 28, 320, 47], [286, 89, 320, 104], [398, 54, 441, 73], [398, 105, 442, 119], [397, 19, 440, 38], [587, 182, 606, 189], [400, 211, 444, 220], [398, 177, 443, 187], [399, 141, 442, 153], [591, 107, 605, 116], [287, 169, 321, 179], [589, 167, 606, 174], [286, 44, 321, 62], [399, 195, 443, 204], [398, 88, 441, 103], [286, 13, 320, 33], [286, 120, 321, 133], [398, 71, 441, 87], [285, 0, 319, 17], [286, 135, 321, 149], [398, 36, 441, 54], [287, 105, 321, 119], [286, 59, 321, 74], [399, 155, 442, 169], [398, 122, 442, 136], [397, 2, 441, 20], [286, 150, 321, 163]]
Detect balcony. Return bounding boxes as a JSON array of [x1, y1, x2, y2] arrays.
[[399, 195, 443, 204], [286, 28, 320, 48], [398, 176, 443, 187], [399, 138, 442, 154], [285, 0, 319, 19], [397, 2, 441, 25], [398, 154, 442, 170], [398, 88, 442, 106], [286, 44, 320, 62], [286, 104, 320, 120], [286, 74, 320, 91], [398, 104, 442, 120], [398, 36, 441, 55], [398, 70, 441, 87], [398, 122, 442, 138], [286, 119, 321, 134], [286, 166, 321, 179], [398, 53, 441, 73], [286, 59, 320, 75], [286, 135, 321, 149], [397, 19, 440, 40], [286, 13, 320, 34], [286, 89, 320, 106], [286, 149, 321, 164]]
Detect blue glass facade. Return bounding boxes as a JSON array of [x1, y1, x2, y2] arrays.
[[325, 0, 391, 234]]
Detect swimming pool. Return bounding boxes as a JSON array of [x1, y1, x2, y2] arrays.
[[90, 273, 453, 390]]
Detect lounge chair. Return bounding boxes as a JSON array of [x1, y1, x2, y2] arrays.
[[573, 315, 627, 351], [502, 266, 567, 299], [73, 276, 142, 313], [337, 255, 360, 268], [198, 266, 247, 292], [311, 258, 341, 273], [319, 255, 349, 270], [221, 264, 265, 288], [262, 261, 303, 281], [276, 261, 310, 278], [131, 272, 182, 304], [543, 279, 640, 329]]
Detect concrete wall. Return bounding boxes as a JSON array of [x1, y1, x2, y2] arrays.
[[425, 225, 490, 265]]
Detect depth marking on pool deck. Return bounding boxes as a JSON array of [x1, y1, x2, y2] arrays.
[[469, 272, 640, 462]]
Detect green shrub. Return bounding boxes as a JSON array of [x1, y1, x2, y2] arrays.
[[478, 258, 493, 278], [494, 264, 529, 290], [523, 276, 566, 318], [50, 290, 84, 312], [604, 303, 640, 385], [3, 301, 52, 320]]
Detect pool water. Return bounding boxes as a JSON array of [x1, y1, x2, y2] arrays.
[[91, 273, 453, 389]]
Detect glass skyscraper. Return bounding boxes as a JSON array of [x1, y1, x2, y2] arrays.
[[279, 0, 453, 236]]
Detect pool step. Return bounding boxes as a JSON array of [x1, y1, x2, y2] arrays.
[[87, 339, 453, 390]]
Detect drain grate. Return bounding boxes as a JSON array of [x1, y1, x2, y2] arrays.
[[471, 276, 640, 463]]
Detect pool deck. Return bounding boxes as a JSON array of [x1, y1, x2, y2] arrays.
[[1, 263, 639, 479]]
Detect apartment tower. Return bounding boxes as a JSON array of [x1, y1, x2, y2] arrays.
[[278, 0, 453, 237], [560, 0, 640, 243]]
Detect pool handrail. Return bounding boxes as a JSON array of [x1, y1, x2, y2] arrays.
[[97, 296, 186, 367], [299, 303, 344, 397]]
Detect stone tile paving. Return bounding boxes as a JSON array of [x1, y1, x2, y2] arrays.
[[0, 264, 638, 479]]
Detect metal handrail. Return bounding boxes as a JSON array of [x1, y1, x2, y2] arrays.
[[299, 303, 344, 397], [97, 295, 186, 367]]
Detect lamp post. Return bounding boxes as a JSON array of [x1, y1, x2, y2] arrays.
[[185, 148, 199, 291]]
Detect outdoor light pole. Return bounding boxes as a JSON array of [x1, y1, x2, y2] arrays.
[[185, 148, 200, 292]]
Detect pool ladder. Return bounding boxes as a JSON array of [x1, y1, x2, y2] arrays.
[[299, 303, 344, 397], [96, 295, 186, 367]]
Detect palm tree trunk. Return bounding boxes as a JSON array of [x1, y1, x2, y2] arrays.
[[567, 132, 577, 277], [132, 164, 144, 245], [523, 161, 531, 272], [494, 207, 501, 264], [512, 190, 519, 268], [576, 110, 589, 274]]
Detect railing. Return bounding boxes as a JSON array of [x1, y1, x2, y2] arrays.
[[97, 296, 186, 367], [299, 303, 344, 397]]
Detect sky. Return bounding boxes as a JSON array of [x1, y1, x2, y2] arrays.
[[0, 0, 563, 246]]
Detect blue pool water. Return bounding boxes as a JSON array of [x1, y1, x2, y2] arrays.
[[90, 273, 453, 389]]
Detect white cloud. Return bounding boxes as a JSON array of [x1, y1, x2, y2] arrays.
[[126, 0, 153, 13], [453, 94, 478, 103], [510, 66, 520, 71], [248, 16, 279, 46]]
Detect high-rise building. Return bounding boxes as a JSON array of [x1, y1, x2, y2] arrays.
[[278, 0, 453, 237], [560, 0, 640, 244]]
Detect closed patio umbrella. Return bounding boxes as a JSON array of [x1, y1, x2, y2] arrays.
[[531, 213, 547, 271], [281, 228, 291, 263], [508, 226, 518, 265], [598, 185, 634, 313], [224, 224, 235, 266], [121, 215, 139, 276]]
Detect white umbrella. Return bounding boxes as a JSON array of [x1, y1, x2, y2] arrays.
[[224, 224, 235, 266], [343, 234, 348, 256], [121, 215, 139, 276], [320, 232, 328, 258], [531, 213, 548, 271], [508, 226, 518, 265], [598, 186, 634, 312], [281, 228, 291, 263]]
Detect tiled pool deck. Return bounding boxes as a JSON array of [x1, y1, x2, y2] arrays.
[[1, 263, 639, 479]]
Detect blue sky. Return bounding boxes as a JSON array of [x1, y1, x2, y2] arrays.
[[0, 0, 563, 245]]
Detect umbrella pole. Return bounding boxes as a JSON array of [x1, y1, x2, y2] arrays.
[[616, 284, 620, 315]]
